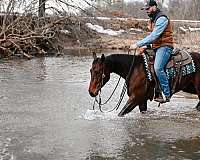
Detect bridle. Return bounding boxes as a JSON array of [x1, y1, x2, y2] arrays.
[[92, 50, 136, 113], [93, 62, 122, 112]]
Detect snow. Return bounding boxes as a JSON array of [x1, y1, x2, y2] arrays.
[[86, 21, 200, 37], [179, 27, 200, 33], [86, 23, 125, 36], [60, 29, 70, 34], [188, 27, 200, 32], [129, 28, 143, 33]]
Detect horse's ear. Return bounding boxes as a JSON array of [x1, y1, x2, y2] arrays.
[[92, 52, 97, 60], [101, 54, 105, 62]]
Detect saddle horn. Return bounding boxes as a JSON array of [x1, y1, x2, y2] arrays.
[[101, 54, 105, 62], [92, 52, 97, 60]]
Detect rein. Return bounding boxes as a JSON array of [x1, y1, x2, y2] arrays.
[[93, 50, 136, 113], [93, 76, 122, 112]]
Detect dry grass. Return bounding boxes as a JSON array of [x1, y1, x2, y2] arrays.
[[175, 32, 200, 52]]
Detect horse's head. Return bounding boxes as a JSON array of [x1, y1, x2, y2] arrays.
[[88, 52, 111, 97]]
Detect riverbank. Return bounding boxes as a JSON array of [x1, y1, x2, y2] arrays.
[[79, 17, 200, 52], [1, 16, 200, 60]]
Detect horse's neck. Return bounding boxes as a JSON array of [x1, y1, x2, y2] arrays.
[[106, 55, 133, 79], [112, 64, 127, 78]]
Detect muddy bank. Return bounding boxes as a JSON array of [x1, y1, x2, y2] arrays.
[[1, 15, 200, 60], [81, 18, 200, 52]]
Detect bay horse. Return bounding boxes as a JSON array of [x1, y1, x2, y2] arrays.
[[88, 51, 200, 117]]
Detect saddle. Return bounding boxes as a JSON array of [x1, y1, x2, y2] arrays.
[[145, 48, 193, 68], [144, 48, 194, 96]]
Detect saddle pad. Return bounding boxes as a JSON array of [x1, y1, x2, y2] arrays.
[[143, 49, 196, 81]]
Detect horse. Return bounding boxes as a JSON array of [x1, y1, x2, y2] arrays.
[[88, 51, 200, 117]]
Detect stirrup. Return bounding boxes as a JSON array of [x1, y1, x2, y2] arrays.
[[154, 92, 170, 104]]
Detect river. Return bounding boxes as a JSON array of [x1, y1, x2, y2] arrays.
[[0, 49, 199, 160]]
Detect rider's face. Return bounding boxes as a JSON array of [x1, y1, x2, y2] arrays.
[[145, 6, 157, 18], [146, 6, 154, 14]]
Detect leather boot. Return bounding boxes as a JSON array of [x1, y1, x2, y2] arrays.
[[154, 95, 170, 103]]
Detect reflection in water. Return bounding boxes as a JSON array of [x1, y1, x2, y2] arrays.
[[35, 58, 47, 81], [0, 49, 199, 160]]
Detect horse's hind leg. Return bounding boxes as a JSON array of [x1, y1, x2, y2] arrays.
[[194, 73, 200, 111], [139, 99, 147, 113]]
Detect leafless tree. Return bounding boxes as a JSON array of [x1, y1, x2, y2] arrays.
[[39, 0, 46, 17], [0, 0, 98, 59]]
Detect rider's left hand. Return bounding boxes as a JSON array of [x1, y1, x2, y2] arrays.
[[139, 46, 147, 54], [130, 43, 138, 50]]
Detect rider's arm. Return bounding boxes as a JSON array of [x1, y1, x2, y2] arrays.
[[136, 16, 169, 47]]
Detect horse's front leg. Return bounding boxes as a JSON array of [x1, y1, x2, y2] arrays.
[[118, 96, 141, 117], [118, 64, 147, 117], [194, 72, 200, 111]]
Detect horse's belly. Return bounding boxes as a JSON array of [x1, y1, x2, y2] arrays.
[[182, 83, 197, 94]]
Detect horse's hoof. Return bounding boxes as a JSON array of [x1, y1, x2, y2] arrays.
[[141, 111, 147, 114], [118, 113, 125, 117], [196, 102, 200, 111], [196, 105, 200, 111], [118, 105, 129, 117]]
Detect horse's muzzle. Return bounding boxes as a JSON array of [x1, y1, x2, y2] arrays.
[[89, 90, 97, 97]]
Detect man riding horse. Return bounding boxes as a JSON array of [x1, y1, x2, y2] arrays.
[[130, 0, 173, 103], [88, 0, 200, 116]]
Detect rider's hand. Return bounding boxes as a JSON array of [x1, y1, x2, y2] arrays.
[[139, 46, 147, 54], [129, 43, 138, 50], [139, 47, 145, 54]]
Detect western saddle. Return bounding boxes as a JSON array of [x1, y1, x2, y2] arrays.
[[144, 48, 194, 97]]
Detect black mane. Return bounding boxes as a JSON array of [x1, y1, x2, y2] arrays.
[[103, 54, 144, 78], [92, 54, 144, 78], [105, 54, 144, 68]]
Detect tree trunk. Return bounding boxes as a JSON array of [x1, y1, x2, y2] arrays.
[[39, 0, 45, 17]]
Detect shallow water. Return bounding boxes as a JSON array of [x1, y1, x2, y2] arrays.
[[0, 49, 199, 160]]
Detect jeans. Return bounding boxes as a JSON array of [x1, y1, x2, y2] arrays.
[[154, 46, 173, 97]]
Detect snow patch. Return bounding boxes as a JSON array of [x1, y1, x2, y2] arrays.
[[86, 23, 125, 36]]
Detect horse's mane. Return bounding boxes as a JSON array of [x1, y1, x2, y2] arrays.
[[105, 54, 144, 68]]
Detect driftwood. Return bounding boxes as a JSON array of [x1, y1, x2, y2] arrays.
[[0, 12, 99, 59], [0, 13, 73, 59]]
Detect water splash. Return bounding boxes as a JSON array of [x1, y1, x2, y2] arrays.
[[81, 109, 122, 121], [0, 137, 14, 160]]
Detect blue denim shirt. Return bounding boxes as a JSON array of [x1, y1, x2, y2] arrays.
[[136, 16, 169, 47]]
